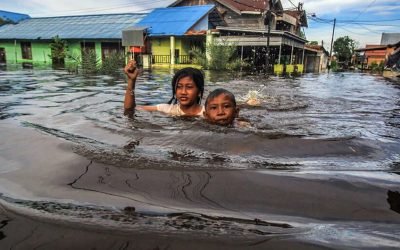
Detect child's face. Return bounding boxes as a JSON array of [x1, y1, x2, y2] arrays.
[[175, 76, 200, 107], [204, 94, 238, 126]]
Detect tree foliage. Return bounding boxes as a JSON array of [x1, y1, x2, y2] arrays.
[[66, 50, 124, 76], [191, 38, 248, 70], [49, 36, 68, 65], [333, 36, 358, 63]]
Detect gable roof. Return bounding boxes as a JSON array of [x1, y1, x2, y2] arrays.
[[305, 44, 329, 55], [170, 0, 283, 14], [381, 33, 400, 46], [0, 13, 145, 40], [136, 5, 215, 36], [0, 10, 30, 23]]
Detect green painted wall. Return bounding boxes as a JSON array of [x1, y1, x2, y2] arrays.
[[0, 39, 120, 65], [65, 41, 81, 64], [152, 38, 171, 56], [0, 41, 18, 63], [32, 42, 52, 64], [151, 37, 192, 57], [0, 37, 201, 66], [0, 41, 53, 65]]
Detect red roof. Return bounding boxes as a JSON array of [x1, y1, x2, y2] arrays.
[[170, 0, 269, 13], [221, 0, 268, 12]]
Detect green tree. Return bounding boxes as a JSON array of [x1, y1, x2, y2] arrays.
[[49, 36, 68, 65], [191, 38, 248, 70], [333, 36, 358, 63], [308, 41, 318, 45]]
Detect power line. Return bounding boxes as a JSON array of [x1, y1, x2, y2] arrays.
[[349, 0, 377, 23]]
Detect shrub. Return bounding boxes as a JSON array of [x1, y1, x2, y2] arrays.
[[330, 60, 338, 71], [100, 52, 125, 75], [49, 36, 68, 65], [191, 38, 244, 70], [370, 61, 384, 73], [81, 50, 100, 74]]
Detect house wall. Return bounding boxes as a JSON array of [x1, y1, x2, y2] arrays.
[[152, 38, 172, 55], [0, 40, 53, 64], [319, 52, 328, 71], [0, 39, 120, 65], [364, 47, 394, 66], [174, 0, 266, 29], [0, 41, 19, 63], [151, 37, 192, 56]]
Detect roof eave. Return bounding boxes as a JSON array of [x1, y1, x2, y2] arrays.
[[241, 11, 262, 15]]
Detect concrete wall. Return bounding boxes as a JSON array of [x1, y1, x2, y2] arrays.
[[0, 40, 119, 65], [151, 37, 191, 56]]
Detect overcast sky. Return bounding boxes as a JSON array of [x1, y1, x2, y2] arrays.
[[2, 0, 399, 48]]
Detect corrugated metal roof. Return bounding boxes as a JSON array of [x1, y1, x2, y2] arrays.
[[381, 33, 400, 46], [0, 13, 146, 40], [170, 0, 275, 13], [136, 5, 214, 36], [0, 10, 30, 23]]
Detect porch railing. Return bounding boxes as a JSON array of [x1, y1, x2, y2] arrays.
[[151, 55, 193, 64]]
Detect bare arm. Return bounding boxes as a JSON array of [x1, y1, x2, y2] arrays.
[[137, 105, 158, 111], [123, 60, 139, 117], [123, 60, 161, 116]]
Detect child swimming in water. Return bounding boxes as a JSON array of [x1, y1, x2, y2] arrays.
[[123, 60, 205, 117], [203, 88, 239, 126]]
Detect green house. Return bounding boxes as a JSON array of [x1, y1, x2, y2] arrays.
[[0, 13, 145, 66], [134, 5, 224, 66]]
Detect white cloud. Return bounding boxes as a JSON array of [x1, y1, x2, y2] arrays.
[[2, 0, 175, 17], [305, 23, 389, 49], [283, 0, 399, 16]]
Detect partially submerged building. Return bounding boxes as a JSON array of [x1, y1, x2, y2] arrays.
[[0, 13, 145, 65], [0, 2, 315, 73], [131, 5, 224, 66], [355, 33, 400, 69], [169, 0, 309, 73], [304, 44, 329, 73]]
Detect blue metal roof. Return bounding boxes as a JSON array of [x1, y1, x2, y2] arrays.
[[136, 5, 215, 36], [0, 13, 146, 40], [0, 10, 30, 23]]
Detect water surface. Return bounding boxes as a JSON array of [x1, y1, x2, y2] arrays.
[[0, 68, 399, 249]]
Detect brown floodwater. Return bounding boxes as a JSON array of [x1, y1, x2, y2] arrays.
[[0, 66, 399, 249]]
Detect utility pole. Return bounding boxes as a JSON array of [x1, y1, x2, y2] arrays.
[[265, 10, 272, 74], [328, 18, 336, 72]]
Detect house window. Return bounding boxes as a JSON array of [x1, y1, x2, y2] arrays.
[[81, 42, 95, 54], [21, 42, 32, 60], [101, 42, 123, 60], [0, 48, 6, 63]]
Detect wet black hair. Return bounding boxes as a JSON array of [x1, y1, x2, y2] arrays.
[[205, 88, 237, 108], [168, 67, 204, 104]]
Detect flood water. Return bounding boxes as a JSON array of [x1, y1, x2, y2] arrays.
[[0, 67, 399, 249]]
